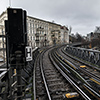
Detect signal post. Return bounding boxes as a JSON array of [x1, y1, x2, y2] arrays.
[[5, 8, 32, 100]]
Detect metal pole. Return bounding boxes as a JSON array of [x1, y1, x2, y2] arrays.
[[9, 0, 11, 7], [6, 33, 11, 99], [16, 51, 22, 100]]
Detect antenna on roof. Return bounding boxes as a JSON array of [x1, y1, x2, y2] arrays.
[[52, 20, 55, 23], [9, 0, 11, 7]]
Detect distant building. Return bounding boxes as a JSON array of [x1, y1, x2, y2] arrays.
[[60, 26, 69, 43], [49, 22, 61, 45], [87, 27, 100, 42], [94, 27, 100, 33], [87, 32, 94, 41], [93, 27, 100, 39]]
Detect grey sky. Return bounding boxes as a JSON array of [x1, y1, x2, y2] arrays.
[[0, 0, 100, 36]]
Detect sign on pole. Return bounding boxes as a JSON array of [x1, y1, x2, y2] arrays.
[[25, 46, 32, 61]]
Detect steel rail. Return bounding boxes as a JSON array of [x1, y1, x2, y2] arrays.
[[49, 51, 91, 100], [62, 48, 100, 79], [54, 51, 90, 86], [34, 47, 53, 100], [54, 48, 100, 99], [39, 48, 53, 100], [33, 55, 38, 100], [64, 47, 100, 72], [39, 54, 52, 100]]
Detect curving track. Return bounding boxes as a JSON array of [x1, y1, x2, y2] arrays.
[[33, 46, 91, 100], [54, 45, 100, 100]]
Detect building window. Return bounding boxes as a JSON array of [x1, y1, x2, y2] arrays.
[[35, 24, 37, 28], [31, 36, 32, 40], [28, 36, 30, 40], [36, 24, 38, 28], [30, 23, 31, 27], [33, 24, 34, 28], [33, 36, 34, 40]]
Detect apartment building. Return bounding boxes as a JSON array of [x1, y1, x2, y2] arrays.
[[49, 22, 61, 45], [0, 11, 7, 60], [27, 16, 50, 48], [60, 26, 69, 43], [0, 9, 69, 52]]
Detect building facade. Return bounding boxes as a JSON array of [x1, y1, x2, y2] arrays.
[[60, 26, 69, 44], [0, 11, 7, 60], [87, 27, 100, 42], [0, 9, 69, 53], [27, 16, 50, 48]]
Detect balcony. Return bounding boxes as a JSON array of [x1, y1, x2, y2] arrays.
[[35, 33, 39, 37], [35, 39, 39, 42]]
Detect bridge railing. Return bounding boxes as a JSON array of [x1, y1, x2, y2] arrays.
[[66, 46, 100, 66]]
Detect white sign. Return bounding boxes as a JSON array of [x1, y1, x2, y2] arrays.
[[25, 46, 32, 61]]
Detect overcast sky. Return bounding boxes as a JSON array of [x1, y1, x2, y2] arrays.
[[1, 0, 100, 36]]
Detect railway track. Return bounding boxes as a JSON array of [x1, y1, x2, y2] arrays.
[[1, 45, 100, 99], [60, 46, 100, 81], [60, 46, 100, 92], [64, 46, 100, 73], [34, 47, 91, 100], [53, 46, 100, 100]]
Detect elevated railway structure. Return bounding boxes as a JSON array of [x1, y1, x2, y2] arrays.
[[0, 43, 100, 100], [51, 46, 100, 100], [57, 45, 100, 99], [34, 46, 92, 100], [65, 45, 100, 68], [0, 47, 39, 100]]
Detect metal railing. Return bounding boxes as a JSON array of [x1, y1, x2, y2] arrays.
[[66, 46, 100, 67]]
